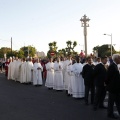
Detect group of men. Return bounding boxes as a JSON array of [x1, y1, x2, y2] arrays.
[[4, 54, 120, 119], [6, 57, 43, 86], [82, 54, 120, 119]]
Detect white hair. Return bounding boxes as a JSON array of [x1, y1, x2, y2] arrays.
[[112, 54, 120, 61]]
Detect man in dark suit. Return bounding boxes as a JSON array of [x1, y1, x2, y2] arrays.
[[93, 56, 108, 110], [82, 56, 95, 105], [106, 54, 120, 119]]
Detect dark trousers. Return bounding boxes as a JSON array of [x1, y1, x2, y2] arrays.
[[94, 86, 106, 108], [84, 84, 95, 104], [108, 92, 120, 115]]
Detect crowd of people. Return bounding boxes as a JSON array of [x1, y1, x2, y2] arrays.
[[1, 54, 120, 119]]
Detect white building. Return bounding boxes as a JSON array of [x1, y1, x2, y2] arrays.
[[36, 51, 45, 58]]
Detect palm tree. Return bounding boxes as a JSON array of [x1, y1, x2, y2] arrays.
[[73, 41, 77, 49], [48, 43, 53, 50]]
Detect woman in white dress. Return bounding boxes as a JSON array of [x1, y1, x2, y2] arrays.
[[53, 57, 64, 90], [33, 59, 43, 86]]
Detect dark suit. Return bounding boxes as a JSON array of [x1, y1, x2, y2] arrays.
[[82, 64, 95, 104], [106, 62, 120, 115], [94, 63, 107, 109]]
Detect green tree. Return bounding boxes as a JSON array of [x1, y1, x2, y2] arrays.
[[0, 47, 11, 58], [47, 41, 58, 58], [20, 46, 36, 57], [93, 44, 116, 57], [66, 40, 77, 55]]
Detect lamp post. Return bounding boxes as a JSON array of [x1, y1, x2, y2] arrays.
[[80, 14, 90, 56], [103, 33, 112, 56]]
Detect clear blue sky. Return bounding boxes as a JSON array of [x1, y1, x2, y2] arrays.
[[0, 0, 120, 54]]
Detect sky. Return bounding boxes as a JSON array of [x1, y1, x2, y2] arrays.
[[0, 0, 120, 55]]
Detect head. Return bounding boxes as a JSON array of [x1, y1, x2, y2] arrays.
[[15, 57, 18, 60], [6, 58, 9, 62], [87, 56, 93, 65], [112, 54, 120, 64], [101, 56, 108, 64], [68, 55, 72, 60], [76, 57, 80, 63], [97, 57, 101, 63], [49, 57, 53, 62], [56, 57, 60, 62], [72, 59, 76, 65], [23, 58, 26, 62], [29, 58, 32, 62]]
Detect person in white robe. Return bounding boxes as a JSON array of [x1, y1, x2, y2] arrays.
[[14, 57, 22, 82], [71, 57, 85, 98], [26, 58, 33, 83], [45, 58, 54, 89], [19, 58, 27, 83], [7, 58, 13, 80], [33, 59, 43, 86], [53, 57, 64, 90], [64, 55, 72, 92], [8, 57, 16, 80], [60, 57, 66, 81]]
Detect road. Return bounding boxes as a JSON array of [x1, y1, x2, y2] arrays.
[[0, 73, 114, 120]]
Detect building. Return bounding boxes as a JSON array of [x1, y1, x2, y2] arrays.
[[35, 51, 45, 58]]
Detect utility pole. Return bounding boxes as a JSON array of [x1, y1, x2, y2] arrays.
[[11, 37, 12, 55], [80, 14, 90, 56], [28, 46, 29, 58]]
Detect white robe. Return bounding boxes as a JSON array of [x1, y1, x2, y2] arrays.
[[14, 60, 22, 81], [8, 60, 16, 80], [64, 60, 72, 90], [67, 64, 74, 95], [71, 63, 85, 98], [8, 62, 13, 80], [61, 61, 66, 81], [19, 62, 27, 83], [45, 62, 54, 88], [33, 62, 43, 85], [26, 61, 33, 83], [12, 60, 16, 80], [53, 62, 64, 90]]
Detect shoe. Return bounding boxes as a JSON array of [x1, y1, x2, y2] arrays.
[[93, 106, 97, 111], [85, 101, 89, 105], [107, 114, 119, 119], [99, 105, 107, 109]]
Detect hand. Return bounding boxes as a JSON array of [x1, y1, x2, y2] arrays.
[[37, 67, 41, 70], [104, 82, 106, 86]]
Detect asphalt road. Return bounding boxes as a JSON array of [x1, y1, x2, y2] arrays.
[[0, 73, 113, 120]]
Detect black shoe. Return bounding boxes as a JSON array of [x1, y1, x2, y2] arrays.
[[99, 105, 107, 109], [93, 106, 97, 111], [107, 114, 119, 119], [85, 101, 89, 105], [48, 88, 53, 90]]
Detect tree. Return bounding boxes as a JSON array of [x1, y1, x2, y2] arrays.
[[47, 41, 58, 58], [20, 46, 36, 57], [66, 40, 77, 55], [0, 47, 11, 58], [93, 44, 116, 57]]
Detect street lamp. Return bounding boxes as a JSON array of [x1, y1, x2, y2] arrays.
[[80, 14, 90, 56], [103, 33, 112, 56]]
